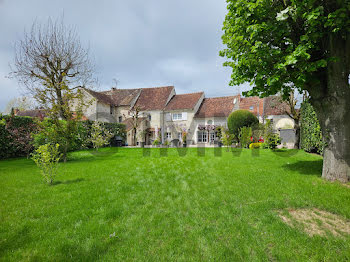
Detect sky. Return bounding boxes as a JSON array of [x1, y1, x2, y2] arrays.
[[0, 0, 251, 112]]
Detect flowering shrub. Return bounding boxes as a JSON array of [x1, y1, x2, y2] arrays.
[[249, 142, 262, 149], [89, 121, 114, 150], [32, 144, 62, 185], [0, 115, 37, 159]]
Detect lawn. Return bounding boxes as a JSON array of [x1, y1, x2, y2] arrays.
[[1, 148, 350, 261]]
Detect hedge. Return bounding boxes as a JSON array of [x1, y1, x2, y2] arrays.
[[0, 115, 126, 159], [300, 101, 325, 154], [0, 115, 37, 159]]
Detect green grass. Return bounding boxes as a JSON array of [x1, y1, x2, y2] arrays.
[[1, 148, 350, 261]]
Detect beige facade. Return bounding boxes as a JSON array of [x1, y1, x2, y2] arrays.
[[75, 87, 296, 147]]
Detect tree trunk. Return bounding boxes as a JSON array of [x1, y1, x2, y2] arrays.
[[308, 32, 350, 183], [317, 100, 350, 182]]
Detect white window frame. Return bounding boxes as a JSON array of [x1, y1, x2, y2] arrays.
[[209, 132, 216, 142], [197, 131, 208, 143], [172, 113, 183, 121], [166, 132, 172, 139]]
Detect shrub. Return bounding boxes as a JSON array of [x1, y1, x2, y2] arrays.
[[0, 115, 37, 159], [249, 142, 262, 149], [261, 142, 269, 149], [89, 121, 114, 150], [239, 126, 252, 148], [152, 139, 160, 146], [227, 110, 258, 137], [31, 144, 62, 185], [221, 128, 234, 148], [266, 134, 281, 149], [300, 101, 325, 154]]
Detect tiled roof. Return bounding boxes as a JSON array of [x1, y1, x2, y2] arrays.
[[16, 109, 47, 118], [263, 96, 290, 115], [239, 97, 264, 116], [165, 92, 203, 111], [134, 86, 174, 111], [195, 96, 239, 118], [84, 89, 115, 105], [100, 88, 141, 106]]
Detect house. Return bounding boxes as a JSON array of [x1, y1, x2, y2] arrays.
[[74, 86, 295, 146]]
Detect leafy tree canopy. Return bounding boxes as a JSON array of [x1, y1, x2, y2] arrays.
[[220, 0, 350, 99]]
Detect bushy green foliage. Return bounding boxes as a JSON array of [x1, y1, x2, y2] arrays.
[[266, 134, 282, 149], [0, 115, 37, 159], [152, 139, 160, 146], [221, 128, 234, 148], [239, 126, 252, 148], [31, 144, 62, 185], [89, 121, 114, 150], [33, 120, 126, 153], [227, 110, 258, 137], [300, 101, 325, 154]]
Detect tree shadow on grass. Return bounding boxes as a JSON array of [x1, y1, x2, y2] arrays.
[[0, 225, 31, 257], [52, 178, 85, 186], [282, 159, 323, 176]]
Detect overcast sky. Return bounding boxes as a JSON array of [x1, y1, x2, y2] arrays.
[[0, 0, 250, 112]]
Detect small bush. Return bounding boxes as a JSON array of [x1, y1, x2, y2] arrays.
[[266, 134, 281, 149], [249, 142, 262, 149], [89, 121, 114, 150], [153, 139, 160, 146], [227, 110, 258, 137], [32, 144, 62, 185], [221, 128, 234, 148], [261, 142, 269, 149], [239, 126, 252, 148]]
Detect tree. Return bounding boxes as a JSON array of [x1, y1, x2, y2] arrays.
[[227, 110, 258, 138], [221, 0, 350, 182], [10, 17, 94, 120], [10, 17, 94, 161], [125, 107, 141, 146], [4, 96, 36, 114]]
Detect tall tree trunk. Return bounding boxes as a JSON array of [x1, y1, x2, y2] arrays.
[[315, 96, 350, 182], [310, 34, 350, 182]]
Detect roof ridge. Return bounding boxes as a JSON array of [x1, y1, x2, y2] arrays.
[[174, 91, 204, 96], [204, 95, 238, 100], [141, 85, 174, 90]]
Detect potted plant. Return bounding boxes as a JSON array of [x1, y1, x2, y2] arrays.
[[182, 131, 187, 148]]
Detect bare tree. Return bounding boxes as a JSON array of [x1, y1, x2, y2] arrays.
[[124, 107, 141, 146], [9, 16, 94, 120]]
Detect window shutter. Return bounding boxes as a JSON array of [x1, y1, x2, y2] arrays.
[[182, 112, 187, 120]]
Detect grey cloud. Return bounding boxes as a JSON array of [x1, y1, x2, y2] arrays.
[[0, 0, 247, 112]]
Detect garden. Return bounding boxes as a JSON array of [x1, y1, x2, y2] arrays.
[[1, 147, 350, 261]]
